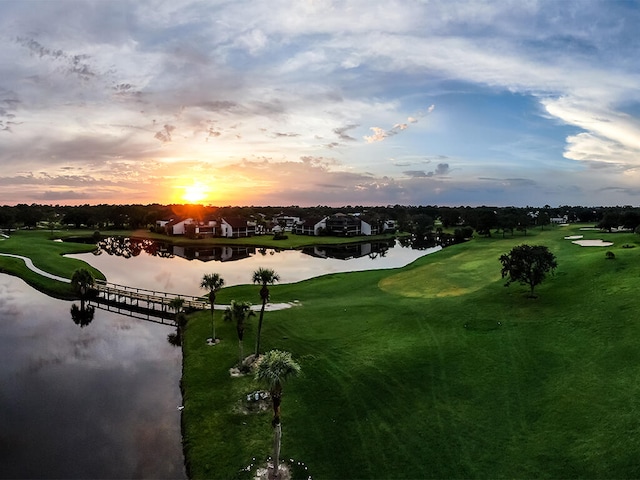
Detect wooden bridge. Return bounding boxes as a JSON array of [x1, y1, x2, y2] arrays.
[[89, 279, 208, 323]]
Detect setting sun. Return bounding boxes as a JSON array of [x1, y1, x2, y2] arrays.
[[181, 182, 209, 204]]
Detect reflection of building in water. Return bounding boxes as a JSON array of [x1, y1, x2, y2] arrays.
[[171, 245, 255, 262], [302, 241, 393, 260]]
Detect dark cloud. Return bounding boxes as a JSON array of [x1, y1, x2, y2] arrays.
[[333, 124, 359, 141], [154, 125, 176, 143], [434, 163, 450, 175], [404, 170, 428, 178], [33, 190, 92, 200], [404, 163, 449, 178], [16, 36, 97, 81]]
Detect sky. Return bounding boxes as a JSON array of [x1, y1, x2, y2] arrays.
[[2, 0, 640, 208]]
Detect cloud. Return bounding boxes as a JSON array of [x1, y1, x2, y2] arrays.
[[154, 125, 176, 143], [364, 105, 435, 143], [403, 163, 449, 178], [333, 124, 359, 141]]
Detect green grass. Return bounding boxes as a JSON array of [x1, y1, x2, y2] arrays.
[[0, 230, 105, 298], [182, 225, 640, 479]]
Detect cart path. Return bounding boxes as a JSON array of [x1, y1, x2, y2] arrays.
[[0, 253, 71, 283]]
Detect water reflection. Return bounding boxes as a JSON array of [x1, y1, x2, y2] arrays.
[[69, 237, 440, 296], [302, 240, 393, 260], [70, 302, 95, 327], [0, 275, 185, 479]]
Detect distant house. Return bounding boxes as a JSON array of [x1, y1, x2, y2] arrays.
[[273, 215, 301, 232], [550, 215, 569, 224], [325, 213, 363, 236], [162, 217, 192, 235], [359, 216, 382, 236], [160, 216, 218, 237], [293, 217, 327, 236], [383, 219, 397, 233], [219, 217, 256, 238]]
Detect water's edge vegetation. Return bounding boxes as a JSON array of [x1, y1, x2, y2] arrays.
[[4, 225, 640, 478]]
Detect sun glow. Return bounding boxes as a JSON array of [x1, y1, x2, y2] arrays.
[[181, 182, 209, 204]]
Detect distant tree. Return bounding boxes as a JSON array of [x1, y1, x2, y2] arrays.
[[497, 210, 518, 237], [223, 300, 255, 366], [252, 268, 280, 357], [500, 244, 557, 297], [200, 273, 225, 345], [537, 211, 550, 230], [473, 209, 498, 237], [254, 350, 301, 479], [598, 212, 620, 232], [620, 210, 640, 230], [411, 214, 434, 238]]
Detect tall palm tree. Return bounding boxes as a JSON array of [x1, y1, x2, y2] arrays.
[[200, 273, 225, 345], [252, 267, 280, 357], [255, 350, 301, 479], [223, 300, 255, 366]]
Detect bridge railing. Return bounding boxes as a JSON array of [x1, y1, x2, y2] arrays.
[[92, 279, 208, 310]]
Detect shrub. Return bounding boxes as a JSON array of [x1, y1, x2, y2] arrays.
[[606, 251, 616, 259]]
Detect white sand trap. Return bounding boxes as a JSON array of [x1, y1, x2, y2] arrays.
[[572, 239, 613, 247], [579, 227, 600, 231], [564, 235, 583, 240]]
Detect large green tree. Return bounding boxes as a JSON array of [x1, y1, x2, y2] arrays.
[[252, 267, 280, 357], [500, 244, 558, 297], [200, 273, 225, 345], [223, 300, 255, 366], [254, 350, 301, 479]]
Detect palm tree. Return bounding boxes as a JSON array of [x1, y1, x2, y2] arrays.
[[223, 300, 255, 366], [252, 267, 280, 357], [168, 297, 187, 346], [71, 268, 94, 309], [200, 273, 225, 345], [255, 350, 301, 479]]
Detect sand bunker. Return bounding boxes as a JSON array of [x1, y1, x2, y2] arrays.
[[564, 235, 583, 240], [572, 239, 613, 247]]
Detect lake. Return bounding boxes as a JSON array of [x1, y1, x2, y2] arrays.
[[68, 238, 440, 295], [0, 275, 185, 479]]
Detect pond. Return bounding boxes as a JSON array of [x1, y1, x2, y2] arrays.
[[0, 275, 185, 479], [68, 237, 440, 295]]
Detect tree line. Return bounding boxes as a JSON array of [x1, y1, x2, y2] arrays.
[[2, 203, 640, 235]]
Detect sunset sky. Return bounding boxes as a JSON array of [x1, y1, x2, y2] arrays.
[[2, 0, 640, 207]]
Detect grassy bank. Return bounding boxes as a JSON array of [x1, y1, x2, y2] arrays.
[[182, 224, 640, 478], [0, 230, 104, 298]]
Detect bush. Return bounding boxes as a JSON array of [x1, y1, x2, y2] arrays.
[[606, 251, 616, 259]]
